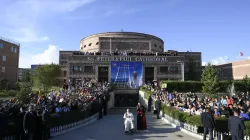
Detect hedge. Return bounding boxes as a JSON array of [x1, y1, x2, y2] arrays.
[[141, 88, 250, 135], [159, 80, 248, 93], [161, 104, 250, 135], [0, 90, 18, 97]]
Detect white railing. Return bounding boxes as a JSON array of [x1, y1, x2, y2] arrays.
[[139, 90, 250, 140], [162, 114, 250, 140], [3, 114, 98, 140]]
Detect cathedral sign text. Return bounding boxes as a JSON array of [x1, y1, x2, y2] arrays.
[[86, 56, 168, 62]]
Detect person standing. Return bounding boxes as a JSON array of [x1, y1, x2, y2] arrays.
[[137, 105, 147, 130], [36, 109, 43, 140], [201, 108, 215, 140], [98, 98, 103, 119], [23, 106, 36, 140], [41, 107, 49, 140], [154, 96, 161, 119], [0, 107, 8, 140], [103, 94, 108, 116], [16, 107, 26, 140], [228, 110, 246, 140], [148, 95, 152, 112]]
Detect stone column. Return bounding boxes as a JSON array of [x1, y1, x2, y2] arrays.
[[143, 66, 145, 83], [181, 63, 185, 81], [95, 65, 99, 82], [67, 62, 72, 84], [108, 65, 111, 83], [154, 66, 157, 81]]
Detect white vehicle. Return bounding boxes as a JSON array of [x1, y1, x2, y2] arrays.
[[123, 109, 135, 133]]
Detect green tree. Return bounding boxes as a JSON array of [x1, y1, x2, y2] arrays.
[[201, 62, 219, 97], [19, 69, 32, 91], [242, 75, 250, 93], [0, 78, 9, 90], [186, 57, 197, 80], [16, 69, 33, 104], [32, 64, 61, 92]]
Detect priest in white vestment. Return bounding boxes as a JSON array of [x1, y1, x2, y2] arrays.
[[123, 109, 135, 132]]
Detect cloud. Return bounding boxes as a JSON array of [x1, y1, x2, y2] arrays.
[[19, 45, 61, 68], [103, 8, 140, 17], [211, 56, 229, 65], [202, 56, 229, 66], [0, 0, 95, 43], [202, 62, 207, 66], [7, 28, 49, 43]]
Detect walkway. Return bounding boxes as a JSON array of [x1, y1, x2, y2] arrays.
[[52, 109, 199, 140]]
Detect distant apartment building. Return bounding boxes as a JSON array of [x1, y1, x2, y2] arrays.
[[31, 64, 44, 70], [178, 51, 202, 80], [0, 37, 20, 88], [215, 59, 250, 80]]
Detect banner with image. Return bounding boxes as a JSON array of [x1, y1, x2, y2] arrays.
[[111, 61, 143, 89]]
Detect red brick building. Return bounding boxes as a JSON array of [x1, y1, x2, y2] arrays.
[[215, 59, 250, 80], [0, 37, 20, 88]]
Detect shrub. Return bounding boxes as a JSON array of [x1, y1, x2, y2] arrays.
[[160, 81, 203, 93], [161, 104, 189, 122], [186, 115, 202, 126], [140, 87, 153, 99], [158, 80, 247, 93], [0, 90, 18, 97]]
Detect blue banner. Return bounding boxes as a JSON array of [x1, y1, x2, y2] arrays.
[[111, 61, 143, 89]]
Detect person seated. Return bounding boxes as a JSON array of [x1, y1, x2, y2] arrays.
[[239, 109, 250, 121], [123, 109, 135, 133]]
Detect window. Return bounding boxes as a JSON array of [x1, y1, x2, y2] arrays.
[[154, 44, 157, 47], [81, 47, 83, 50], [196, 62, 200, 66], [96, 42, 99, 45], [73, 65, 82, 72], [84, 45, 86, 48], [11, 47, 15, 52], [2, 67, 5, 72], [2, 56, 6, 61], [14, 48, 18, 53], [160, 67, 169, 74], [84, 66, 93, 73], [73, 65, 78, 72], [159, 46, 162, 49], [88, 43, 92, 46], [0, 43, 3, 48]]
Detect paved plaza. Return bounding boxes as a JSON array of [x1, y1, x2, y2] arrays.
[[52, 109, 199, 140]]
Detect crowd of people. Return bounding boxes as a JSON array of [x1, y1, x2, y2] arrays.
[[144, 82, 249, 140], [0, 79, 111, 140], [73, 50, 177, 56]]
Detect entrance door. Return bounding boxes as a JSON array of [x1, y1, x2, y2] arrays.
[[115, 94, 138, 107], [145, 67, 154, 83], [98, 67, 109, 83]]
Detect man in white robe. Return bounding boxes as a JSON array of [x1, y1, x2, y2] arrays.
[[123, 109, 135, 132]]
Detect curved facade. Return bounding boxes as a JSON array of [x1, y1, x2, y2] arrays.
[[80, 32, 164, 53]]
